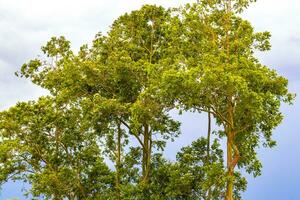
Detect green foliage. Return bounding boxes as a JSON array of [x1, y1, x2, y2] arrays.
[[146, 138, 246, 199], [158, 1, 294, 199], [0, 97, 114, 199], [0, 1, 293, 200]]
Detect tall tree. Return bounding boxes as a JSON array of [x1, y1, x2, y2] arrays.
[[160, 1, 294, 199], [18, 5, 181, 197], [101, 5, 181, 194]]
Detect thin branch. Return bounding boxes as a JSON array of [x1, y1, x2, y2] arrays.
[[118, 118, 145, 149]]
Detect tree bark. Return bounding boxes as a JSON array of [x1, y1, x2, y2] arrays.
[[206, 111, 212, 200], [225, 0, 234, 199], [225, 99, 239, 200], [115, 122, 122, 200], [226, 128, 234, 200], [142, 123, 151, 184], [141, 124, 152, 200]]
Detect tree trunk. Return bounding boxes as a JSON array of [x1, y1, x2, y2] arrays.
[[142, 123, 151, 184], [225, 99, 238, 200], [206, 111, 212, 200], [225, 129, 234, 200], [225, 1, 235, 199], [115, 122, 122, 200], [141, 124, 151, 200]]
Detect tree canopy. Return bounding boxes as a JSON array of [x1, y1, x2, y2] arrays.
[[0, 1, 293, 200]]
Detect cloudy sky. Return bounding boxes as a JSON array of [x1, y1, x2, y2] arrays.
[[0, 0, 299, 199]]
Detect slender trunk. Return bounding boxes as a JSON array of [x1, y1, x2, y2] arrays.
[[226, 128, 234, 200], [141, 124, 151, 200], [225, 99, 236, 200], [142, 124, 151, 184], [207, 111, 211, 160], [225, 1, 234, 199], [206, 111, 212, 200], [115, 122, 122, 200]]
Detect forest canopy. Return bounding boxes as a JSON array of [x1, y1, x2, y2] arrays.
[[0, 0, 294, 200]]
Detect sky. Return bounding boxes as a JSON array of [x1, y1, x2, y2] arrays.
[[0, 0, 299, 199]]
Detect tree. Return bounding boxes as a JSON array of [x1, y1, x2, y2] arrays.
[[160, 1, 294, 200], [17, 5, 181, 198], [0, 1, 293, 199], [104, 6, 181, 190], [0, 97, 114, 199]]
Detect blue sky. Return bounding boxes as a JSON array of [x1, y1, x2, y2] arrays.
[[0, 0, 299, 199]]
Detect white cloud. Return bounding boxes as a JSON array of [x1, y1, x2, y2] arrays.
[[243, 0, 300, 67], [0, 0, 192, 110]]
